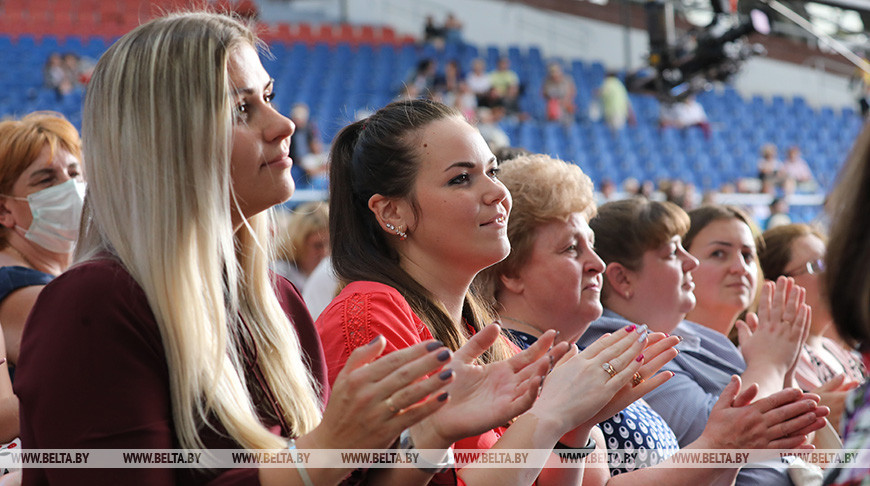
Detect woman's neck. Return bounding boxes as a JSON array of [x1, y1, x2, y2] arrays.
[[399, 256, 471, 326], [603, 298, 682, 334], [685, 305, 737, 337], [2, 236, 69, 276]]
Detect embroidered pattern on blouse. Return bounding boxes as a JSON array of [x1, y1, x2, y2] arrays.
[[343, 292, 371, 357]]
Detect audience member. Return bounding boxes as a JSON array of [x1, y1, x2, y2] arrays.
[[823, 120, 870, 484], [593, 201, 820, 483], [15, 13, 461, 485], [0, 113, 83, 369], [443, 12, 464, 45], [660, 95, 711, 138], [0, 112, 83, 445], [760, 223, 865, 432], [542, 63, 576, 122], [781, 146, 818, 193], [478, 156, 821, 483], [288, 102, 327, 188], [273, 202, 330, 290], [422, 14, 445, 47], [318, 98, 672, 484], [487, 57, 521, 118], [757, 143, 782, 185], [475, 107, 510, 152], [42, 53, 73, 97], [465, 58, 492, 101], [766, 197, 792, 230], [598, 72, 634, 131]]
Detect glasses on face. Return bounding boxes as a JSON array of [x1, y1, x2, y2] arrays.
[[786, 258, 825, 277]]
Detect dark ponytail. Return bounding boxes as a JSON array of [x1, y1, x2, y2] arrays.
[[328, 99, 512, 362]]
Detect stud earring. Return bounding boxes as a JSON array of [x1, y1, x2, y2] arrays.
[[385, 222, 408, 241]]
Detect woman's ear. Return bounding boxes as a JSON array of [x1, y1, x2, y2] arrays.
[[499, 271, 524, 296], [368, 194, 413, 238], [0, 197, 18, 230], [604, 263, 633, 300]]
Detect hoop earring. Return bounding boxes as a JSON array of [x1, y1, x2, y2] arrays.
[[385, 222, 408, 241]]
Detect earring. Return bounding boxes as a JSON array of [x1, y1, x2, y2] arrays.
[[385, 222, 408, 241], [625, 290, 633, 299]]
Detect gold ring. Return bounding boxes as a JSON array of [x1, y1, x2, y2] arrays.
[[386, 397, 398, 414], [602, 362, 617, 378], [632, 372, 645, 387]]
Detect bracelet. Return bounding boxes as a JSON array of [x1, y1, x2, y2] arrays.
[[554, 436, 596, 460], [287, 438, 315, 486], [398, 428, 455, 474]]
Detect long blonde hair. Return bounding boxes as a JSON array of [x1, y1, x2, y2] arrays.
[[78, 12, 321, 450]]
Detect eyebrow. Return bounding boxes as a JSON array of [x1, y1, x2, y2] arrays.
[[708, 240, 755, 250], [443, 157, 497, 172], [28, 168, 57, 183], [232, 78, 274, 96]]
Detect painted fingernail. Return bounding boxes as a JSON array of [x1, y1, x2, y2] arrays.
[[368, 335, 383, 346], [636, 324, 648, 334], [664, 333, 669, 337], [625, 324, 636, 332], [439, 369, 454, 380], [674, 335, 684, 342], [426, 341, 444, 351], [437, 392, 449, 402], [636, 354, 644, 362], [437, 350, 451, 362]]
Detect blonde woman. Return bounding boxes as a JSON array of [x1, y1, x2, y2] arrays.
[[13, 12, 510, 485], [273, 201, 330, 289]]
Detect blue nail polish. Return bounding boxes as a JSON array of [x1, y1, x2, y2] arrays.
[[439, 369, 453, 380], [437, 350, 450, 362], [437, 392, 449, 402]]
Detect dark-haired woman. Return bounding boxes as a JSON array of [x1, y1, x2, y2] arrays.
[[317, 99, 679, 485]]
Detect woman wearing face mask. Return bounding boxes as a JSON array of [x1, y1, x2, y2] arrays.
[[0, 112, 84, 363], [0, 112, 84, 442]]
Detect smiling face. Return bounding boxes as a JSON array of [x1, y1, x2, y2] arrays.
[[513, 213, 605, 340], [227, 44, 296, 226], [397, 116, 511, 277], [626, 235, 698, 333], [687, 217, 759, 331]]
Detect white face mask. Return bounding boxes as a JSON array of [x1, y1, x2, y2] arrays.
[[10, 179, 86, 254]]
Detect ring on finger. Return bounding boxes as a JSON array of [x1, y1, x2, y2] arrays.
[[631, 372, 644, 387], [602, 361, 617, 378], [386, 396, 399, 414]]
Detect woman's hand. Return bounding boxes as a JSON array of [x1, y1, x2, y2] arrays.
[[528, 325, 678, 442], [812, 374, 860, 432], [694, 375, 830, 451], [737, 277, 810, 393], [307, 336, 457, 450], [413, 325, 565, 447]]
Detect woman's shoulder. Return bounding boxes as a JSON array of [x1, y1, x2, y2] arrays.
[[322, 280, 415, 319], [44, 258, 143, 302]]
